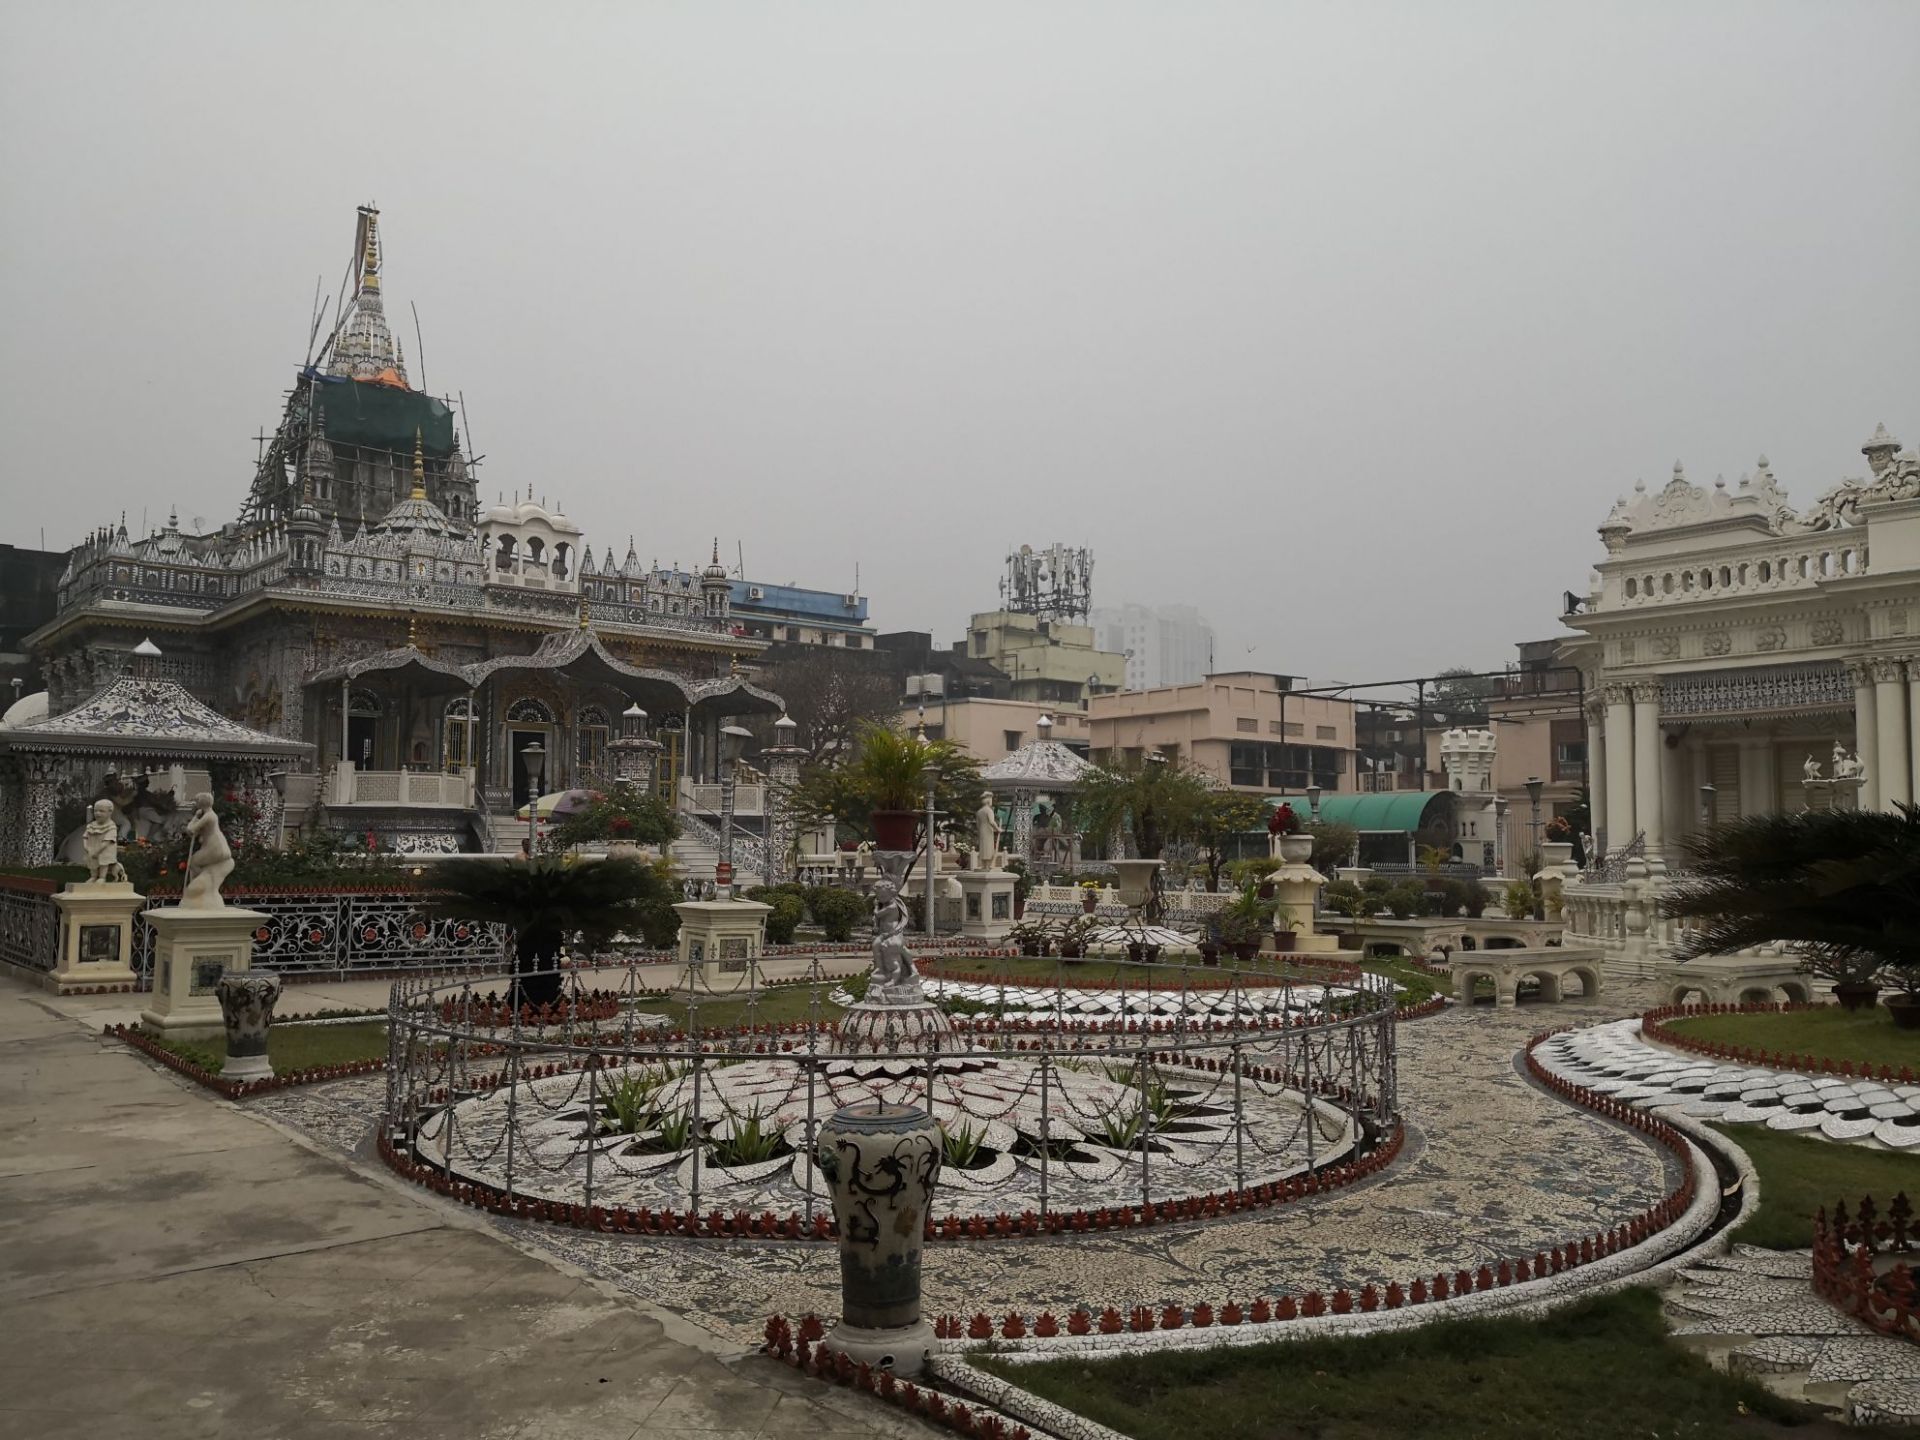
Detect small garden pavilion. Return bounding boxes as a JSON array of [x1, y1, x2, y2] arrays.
[[982, 718, 1099, 872]]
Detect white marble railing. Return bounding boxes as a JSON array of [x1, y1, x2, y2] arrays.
[[330, 764, 474, 809], [1605, 537, 1867, 611], [679, 779, 766, 816]]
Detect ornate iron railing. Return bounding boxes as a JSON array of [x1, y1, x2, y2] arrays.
[[0, 881, 60, 973]]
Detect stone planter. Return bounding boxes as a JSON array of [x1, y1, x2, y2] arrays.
[[1884, 993, 1920, 1031], [1542, 842, 1574, 872], [214, 970, 281, 1082], [1109, 858, 1163, 910], [1834, 981, 1881, 1012], [815, 1102, 941, 1376], [1278, 833, 1314, 864], [870, 811, 919, 852]]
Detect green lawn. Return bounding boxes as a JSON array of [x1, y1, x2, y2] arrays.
[[1714, 1122, 1920, 1250], [153, 1021, 388, 1076], [631, 986, 845, 1031], [1666, 1006, 1918, 1074], [975, 1287, 1883, 1440]]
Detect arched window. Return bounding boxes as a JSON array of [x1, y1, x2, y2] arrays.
[[1625, 578, 1638, 599], [443, 696, 474, 771], [348, 689, 384, 717], [552, 542, 571, 580], [506, 697, 554, 724], [526, 537, 545, 565], [577, 703, 610, 777]]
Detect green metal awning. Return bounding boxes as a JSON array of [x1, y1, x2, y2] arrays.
[[1268, 791, 1449, 833]]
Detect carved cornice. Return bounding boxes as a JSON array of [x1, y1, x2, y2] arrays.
[[1628, 679, 1662, 703]]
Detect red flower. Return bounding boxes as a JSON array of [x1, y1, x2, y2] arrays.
[[1268, 803, 1301, 836]]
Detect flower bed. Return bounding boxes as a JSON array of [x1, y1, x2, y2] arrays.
[[111, 1022, 387, 1098], [1812, 1193, 1919, 1346], [1642, 1003, 1918, 1085]]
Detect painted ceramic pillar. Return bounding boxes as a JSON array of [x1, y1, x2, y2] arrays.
[[215, 970, 281, 1082], [814, 1101, 941, 1376], [19, 753, 64, 867], [762, 722, 805, 885]]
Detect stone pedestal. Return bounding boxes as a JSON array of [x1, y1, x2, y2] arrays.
[[815, 1102, 942, 1376], [1267, 857, 1340, 956], [953, 869, 1016, 940], [51, 881, 142, 992], [140, 905, 266, 1038], [673, 898, 773, 980], [215, 971, 282, 1081]]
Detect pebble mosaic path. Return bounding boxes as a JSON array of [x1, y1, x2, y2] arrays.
[[1666, 1246, 1920, 1424]]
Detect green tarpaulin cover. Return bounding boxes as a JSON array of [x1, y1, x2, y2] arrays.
[[313, 377, 456, 455]]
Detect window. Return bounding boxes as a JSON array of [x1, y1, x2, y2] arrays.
[[973, 630, 988, 656], [1235, 717, 1257, 733], [1004, 730, 1024, 751], [1284, 722, 1304, 737], [1268, 721, 1284, 734], [923, 724, 945, 740], [1315, 725, 1337, 740]]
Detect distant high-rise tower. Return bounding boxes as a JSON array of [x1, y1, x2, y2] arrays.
[[1091, 603, 1215, 691]]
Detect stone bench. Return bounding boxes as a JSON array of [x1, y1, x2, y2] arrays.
[[1450, 947, 1604, 1008], [1656, 952, 1815, 1007]]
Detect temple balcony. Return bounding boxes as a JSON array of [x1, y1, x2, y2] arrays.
[[329, 762, 475, 809]]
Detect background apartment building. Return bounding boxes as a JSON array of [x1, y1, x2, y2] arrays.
[[1088, 671, 1355, 796], [1091, 602, 1215, 691]]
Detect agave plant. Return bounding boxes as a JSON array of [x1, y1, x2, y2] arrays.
[[1660, 803, 1920, 998], [709, 1105, 786, 1167]]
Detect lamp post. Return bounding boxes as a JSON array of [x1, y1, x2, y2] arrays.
[[921, 761, 940, 939], [523, 741, 546, 859], [1305, 782, 1321, 821], [717, 723, 752, 898], [1494, 794, 1509, 876], [1525, 776, 1544, 922]]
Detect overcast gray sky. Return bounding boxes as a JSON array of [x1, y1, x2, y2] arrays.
[[3, 2, 1915, 681]]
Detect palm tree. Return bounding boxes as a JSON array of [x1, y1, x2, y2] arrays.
[[1661, 803, 1920, 1006], [1072, 754, 1212, 861], [426, 854, 675, 1007]]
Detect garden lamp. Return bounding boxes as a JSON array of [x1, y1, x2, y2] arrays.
[[717, 723, 753, 897], [921, 760, 941, 939], [523, 741, 546, 858]]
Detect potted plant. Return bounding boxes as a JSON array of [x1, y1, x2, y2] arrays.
[[1218, 885, 1273, 962], [1661, 803, 1920, 1014], [1198, 919, 1222, 966], [1079, 878, 1102, 914], [1008, 918, 1048, 957], [790, 722, 981, 853], [1542, 816, 1576, 872], [1271, 903, 1299, 953], [1006, 858, 1030, 917], [1268, 802, 1313, 863], [1056, 914, 1095, 960]]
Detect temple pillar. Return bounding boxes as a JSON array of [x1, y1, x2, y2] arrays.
[[1908, 659, 1920, 810], [1630, 681, 1664, 873], [1873, 657, 1912, 808], [1585, 696, 1608, 851], [1009, 787, 1035, 869], [1602, 684, 1634, 852], [1849, 661, 1880, 810], [762, 734, 805, 884]]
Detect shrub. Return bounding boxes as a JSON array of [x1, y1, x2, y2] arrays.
[[1385, 882, 1424, 920], [1322, 879, 1370, 922], [1503, 880, 1538, 919], [1461, 878, 1491, 918], [1439, 878, 1469, 918], [1227, 857, 1282, 889], [810, 886, 867, 942], [765, 892, 806, 944], [1361, 875, 1393, 906]]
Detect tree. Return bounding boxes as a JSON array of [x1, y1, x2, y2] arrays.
[[1660, 803, 1920, 1000], [425, 854, 675, 1008], [1306, 820, 1358, 873], [1070, 755, 1212, 861], [755, 649, 903, 766], [1192, 791, 1268, 891], [788, 722, 983, 845], [1426, 667, 1499, 724]]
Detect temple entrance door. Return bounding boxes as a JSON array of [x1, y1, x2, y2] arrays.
[[509, 728, 552, 807], [348, 716, 378, 768]]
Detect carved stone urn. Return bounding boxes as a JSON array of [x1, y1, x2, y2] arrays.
[[214, 970, 282, 1082], [814, 1101, 942, 1375]]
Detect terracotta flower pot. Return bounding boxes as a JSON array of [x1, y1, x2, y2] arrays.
[[870, 811, 919, 852], [1082, 895, 1098, 913], [1273, 930, 1298, 953]]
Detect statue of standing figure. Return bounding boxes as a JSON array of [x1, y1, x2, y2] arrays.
[[974, 792, 1002, 868], [1832, 742, 1864, 781], [82, 799, 128, 883], [868, 878, 918, 998], [181, 792, 234, 909]]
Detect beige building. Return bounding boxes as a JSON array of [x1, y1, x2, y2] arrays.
[[900, 695, 1090, 766], [961, 610, 1125, 705], [1089, 672, 1356, 795]]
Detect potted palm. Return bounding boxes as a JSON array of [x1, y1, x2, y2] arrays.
[[1661, 802, 1920, 1016], [1271, 903, 1299, 954], [426, 854, 674, 1009], [1219, 885, 1273, 962], [790, 722, 981, 854]]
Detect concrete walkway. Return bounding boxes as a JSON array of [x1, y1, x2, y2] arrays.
[[0, 977, 935, 1440]]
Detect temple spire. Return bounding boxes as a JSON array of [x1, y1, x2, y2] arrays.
[[411, 428, 427, 501], [358, 206, 382, 295]]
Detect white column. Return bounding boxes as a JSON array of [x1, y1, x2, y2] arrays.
[[1603, 684, 1635, 851], [1585, 699, 1608, 850], [1909, 659, 1920, 810], [1875, 657, 1912, 808], [1631, 681, 1664, 872], [1850, 661, 1879, 811]]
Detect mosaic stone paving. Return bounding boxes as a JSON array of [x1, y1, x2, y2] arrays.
[[256, 988, 1675, 1347], [906, 972, 1397, 1026], [1664, 1247, 1920, 1425], [1533, 1020, 1920, 1149]]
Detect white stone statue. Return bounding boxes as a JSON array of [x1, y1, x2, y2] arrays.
[[82, 799, 128, 883], [1804, 752, 1823, 783], [868, 878, 919, 1000], [974, 792, 1002, 867], [181, 792, 234, 909], [1832, 743, 1864, 781]]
